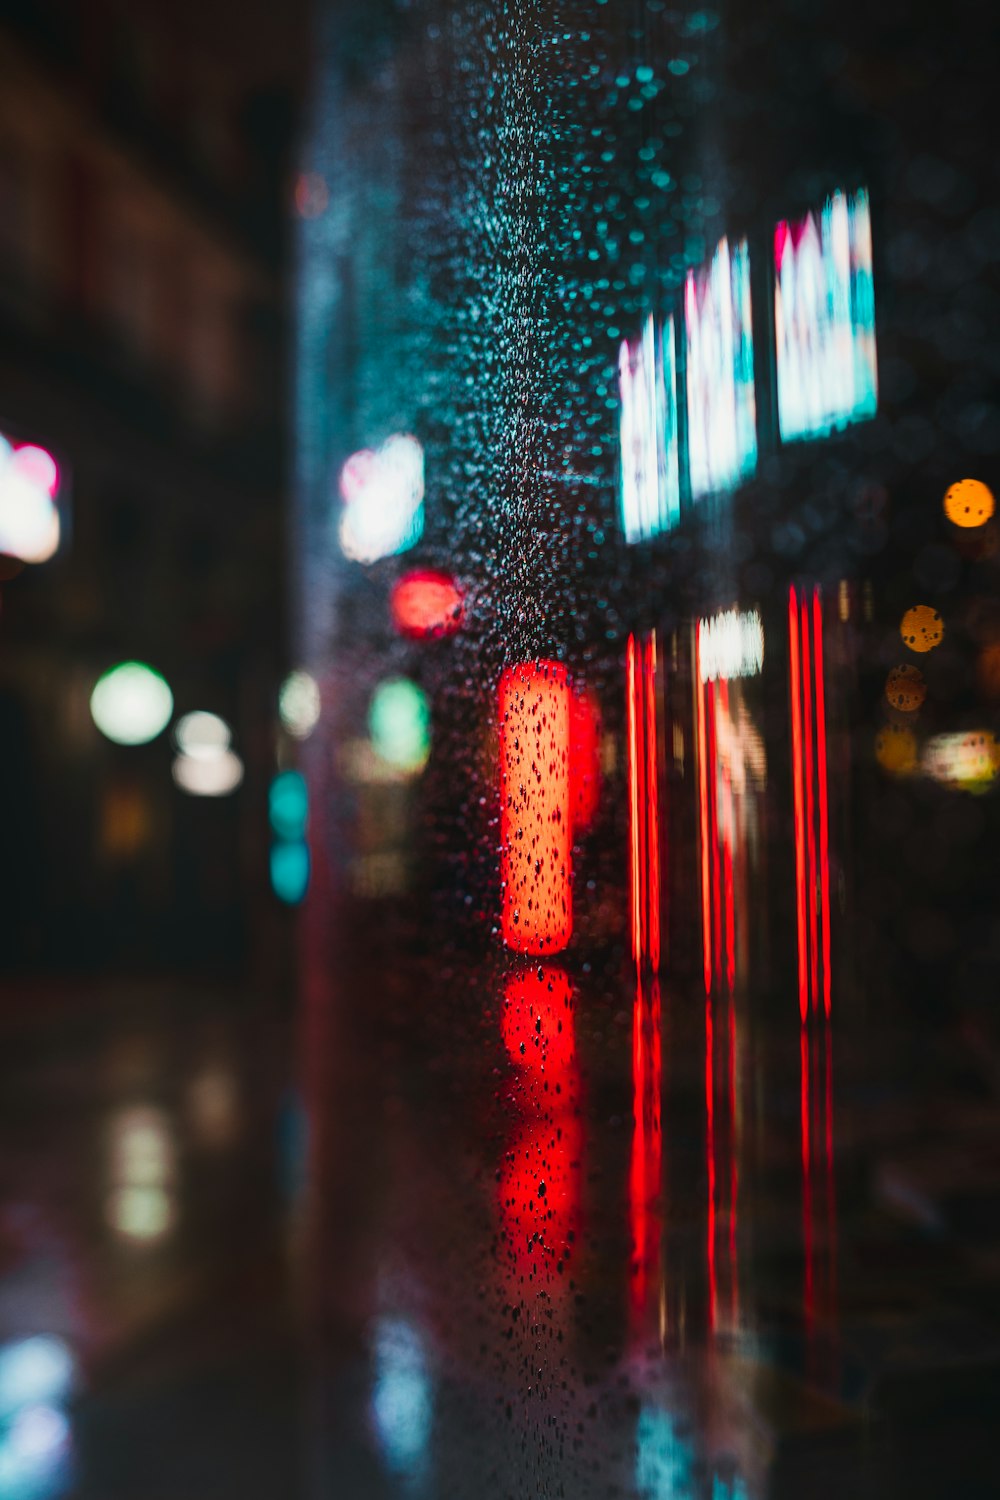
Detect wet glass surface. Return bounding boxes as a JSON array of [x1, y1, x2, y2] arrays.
[[4, 0, 1000, 1495]]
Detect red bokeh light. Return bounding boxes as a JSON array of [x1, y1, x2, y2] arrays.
[[390, 570, 465, 639]]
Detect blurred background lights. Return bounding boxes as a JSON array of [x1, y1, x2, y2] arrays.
[[368, 678, 430, 773], [876, 724, 918, 776], [270, 840, 310, 905], [90, 662, 173, 745], [885, 664, 926, 712], [339, 434, 424, 565], [107, 1106, 175, 1244], [0, 1403, 71, 1497], [390, 570, 465, 639], [924, 730, 1000, 793], [0, 1339, 74, 1420], [172, 749, 244, 797], [943, 477, 994, 528], [278, 669, 321, 738], [0, 435, 61, 564], [370, 1318, 433, 1476], [174, 711, 231, 759], [900, 605, 944, 653], [269, 770, 308, 839]]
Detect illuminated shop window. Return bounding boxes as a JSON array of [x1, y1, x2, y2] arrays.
[[685, 237, 757, 501], [774, 187, 878, 442], [618, 313, 681, 542]]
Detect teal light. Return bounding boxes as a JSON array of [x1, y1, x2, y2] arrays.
[[368, 678, 430, 773], [269, 770, 309, 839], [270, 841, 310, 905]]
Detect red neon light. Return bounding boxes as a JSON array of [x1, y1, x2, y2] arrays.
[[629, 973, 662, 1317], [706, 996, 717, 1332], [707, 683, 723, 990], [813, 590, 832, 1018], [501, 966, 574, 1081], [390, 570, 465, 639], [719, 677, 736, 993], [499, 661, 572, 955], [627, 634, 661, 969], [695, 627, 712, 995], [644, 638, 662, 970], [788, 588, 809, 1023], [801, 598, 819, 1015], [626, 636, 643, 964]]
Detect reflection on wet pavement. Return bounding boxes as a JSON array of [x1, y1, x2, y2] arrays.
[[302, 945, 1000, 1499], [0, 986, 299, 1499]]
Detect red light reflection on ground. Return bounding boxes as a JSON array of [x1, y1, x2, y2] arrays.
[[501, 966, 574, 1083], [499, 662, 572, 955], [629, 973, 662, 1320], [497, 967, 581, 1290], [390, 570, 465, 639], [800, 1018, 838, 1357]]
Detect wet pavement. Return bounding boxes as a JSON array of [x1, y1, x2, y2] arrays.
[[3, 962, 1000, 1497]]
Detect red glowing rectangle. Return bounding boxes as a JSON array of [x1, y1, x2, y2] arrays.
[[499, 661, 572, 955]]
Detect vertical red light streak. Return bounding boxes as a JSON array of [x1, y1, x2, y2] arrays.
[[644, 638, 662, 970], [788, 588, 809, 1023], [801, 1025, 814, 1335], [705, 996, 717, 1332], [706, 683, 723, 990], [813, 590, 832, 1018], [630, 973, 662, 1319], [728, 996, 738, 1324], [499, 661, 572, 955], [718, 677, 736, 994], [801, 598, 819, 1015], [696, 627, 712, 995], [626, 636, 643, 964]]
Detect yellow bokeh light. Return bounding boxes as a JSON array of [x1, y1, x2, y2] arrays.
[[900, 605, 943, 654], [876, 724, 918, 776], [943, 477, 995, 529], [885, 664, 926, 712]]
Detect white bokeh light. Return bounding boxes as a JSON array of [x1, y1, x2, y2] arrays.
[[90, 662, 173, 746], [279, 670, 321, 739]]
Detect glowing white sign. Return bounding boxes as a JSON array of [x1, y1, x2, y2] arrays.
[[698, 608, 765, 683], [775, 187, 878, 442], [619, 313, 680, 543], [685, 237, 757, 501]]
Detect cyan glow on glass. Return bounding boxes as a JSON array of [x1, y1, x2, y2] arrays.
[[685, 236, 757, 501], [270, 841, 310, 904], [635, 1406, 694, 1497], [371, 1318, 433, 1476], [0, 1339, 74, 1422], [775, 187, 878, 442], [269, 771, 309, 839], [0, 1404, 72, 1498], [619, 313, 681, 543], [368, 679, 430, 773]]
